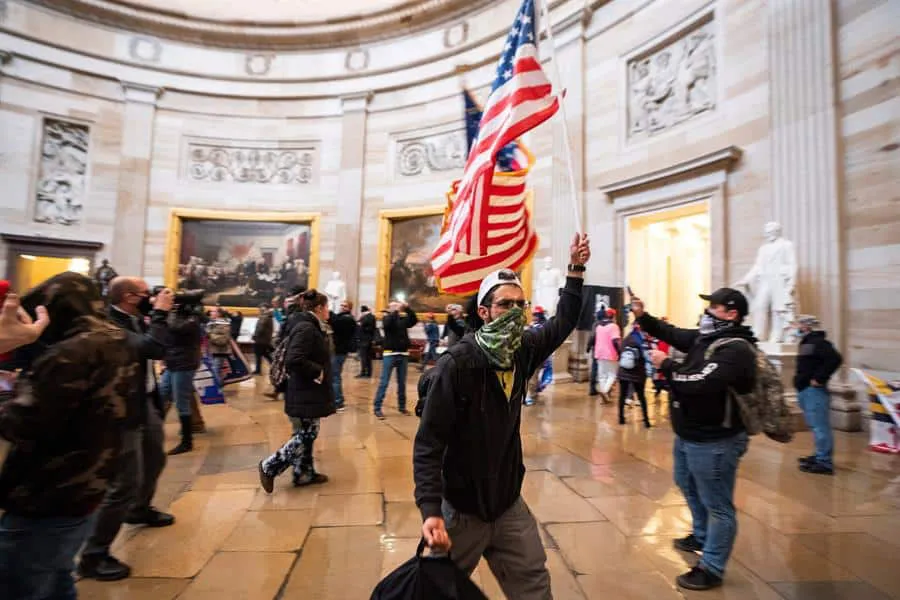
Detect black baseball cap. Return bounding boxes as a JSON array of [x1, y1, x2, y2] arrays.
[[699, 287, 748, 317]]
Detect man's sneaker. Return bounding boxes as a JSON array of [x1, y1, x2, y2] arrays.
[[673, 534, 704, 553], [797, 454, 816, 465], [374, 410, 385, 420], [78, 554, 132, 581], [258, 461, 274, 493], [124, 508, 174, 527], [799, 461, 834, 475], [676, 566, 722, 591]]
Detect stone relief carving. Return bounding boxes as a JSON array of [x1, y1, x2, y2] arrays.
[[245, 53, 274, 76], [628, 18, 716, 139], [397, 129, 467, 177], [186, 142, 316, 185], [128, 36, 162, 63], [345, 49, 369, 72], [35, 118, 89, 226]]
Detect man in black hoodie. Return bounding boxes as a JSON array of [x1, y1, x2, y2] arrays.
[[634, 288, 756, 592], [372, 301, 417, 419], [414, 234, 589, 600], [79, 277, 174, 582], [329, 299, 357, 411], [793, 315, 842, 475]]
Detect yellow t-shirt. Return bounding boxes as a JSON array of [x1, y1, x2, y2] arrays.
[[495, 367, 516, 402]]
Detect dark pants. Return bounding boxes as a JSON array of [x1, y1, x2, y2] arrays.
[[358, 341, 373, 376], [82, 401, 166, 558], [618, 379, 650, 425], [422, 341, 438, 368], [0, 513, 95, 600], [673, 432, 749, 577], [443, 497, 550, 599], [332, 354, 347, 407], [374, 354, 408, 412], [159, 369, 194, 417], [254, 343, 272, 374]]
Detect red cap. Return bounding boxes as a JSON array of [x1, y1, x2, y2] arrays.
[[606, 308, 616, 318], [532, 305, 545, 314]]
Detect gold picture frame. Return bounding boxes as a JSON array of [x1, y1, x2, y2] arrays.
[[164, 208, 321, 314], [375, 202, 533, 323]]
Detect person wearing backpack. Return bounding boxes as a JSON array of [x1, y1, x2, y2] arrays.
[[793, 315, 842, 475], [617, 324, 651, 428], [206, 307, 232, 382], [632, 288, 756, 592], [415, 234, 590, 600]]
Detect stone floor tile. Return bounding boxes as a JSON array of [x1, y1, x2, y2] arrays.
[[77, 578, 190, 600], [179, 551, 294, 600], [313, 492, 384, 527], [770, 581, 894, 600], [384, 501, 423, 538], [521, 470, 607, 523], [792, 532, 900, 598], [283, 527, 385, 599], [221, 509, 312, 552]]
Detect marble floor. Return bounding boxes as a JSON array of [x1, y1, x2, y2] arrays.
[[77, 362, 900, 600]]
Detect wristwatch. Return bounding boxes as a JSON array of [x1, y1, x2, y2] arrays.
[[567, 264, 586, 273]]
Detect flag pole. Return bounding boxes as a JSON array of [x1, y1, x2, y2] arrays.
[[537, 0, 584, 234]]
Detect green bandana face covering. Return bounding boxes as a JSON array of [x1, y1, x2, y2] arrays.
[[475, 306, 527, 369]]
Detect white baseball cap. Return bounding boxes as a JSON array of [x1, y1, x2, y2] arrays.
[[477, 269, 523, 306]]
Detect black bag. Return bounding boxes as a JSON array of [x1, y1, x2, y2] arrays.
[[370, 539, 487, 600]]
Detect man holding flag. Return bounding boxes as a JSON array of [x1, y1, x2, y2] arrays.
[[414, 1, 587, 597]]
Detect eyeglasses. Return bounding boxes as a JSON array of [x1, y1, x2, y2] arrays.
[[492, 299, 529, 310]]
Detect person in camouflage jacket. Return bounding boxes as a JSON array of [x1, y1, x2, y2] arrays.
[[0, 272, 136, 600]]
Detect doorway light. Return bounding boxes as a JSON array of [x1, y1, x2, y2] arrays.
[[20, 254, 37, 260]]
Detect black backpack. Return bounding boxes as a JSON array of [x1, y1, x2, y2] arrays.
[[415, 345, 472, 417], [371, 539, 487, 600]]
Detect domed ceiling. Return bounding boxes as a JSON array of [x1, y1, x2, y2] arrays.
[[27, 0, 495, 49]]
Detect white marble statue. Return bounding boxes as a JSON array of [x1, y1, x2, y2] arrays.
[[734, 222, 797, 343], [533, 257, 564, 317], [324, 271, 346, 314]]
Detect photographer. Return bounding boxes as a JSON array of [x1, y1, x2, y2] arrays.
[[160, 298, 204, 456], [80, 277, 175, 582]]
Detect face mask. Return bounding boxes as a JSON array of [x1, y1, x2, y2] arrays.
[[475, 306, 526, 369], [699, 310, 733, 336], [137, 295, 153, 315]]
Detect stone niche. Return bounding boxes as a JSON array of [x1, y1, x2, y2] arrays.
[[627, 12, 717, 140], [34, 117, 90, 226]]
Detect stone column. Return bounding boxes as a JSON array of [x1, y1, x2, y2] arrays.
[[768, 0, 843, 352], [0, 50, 11, 103], [335, 93, 370, 305], [111, 83, 160, 277]]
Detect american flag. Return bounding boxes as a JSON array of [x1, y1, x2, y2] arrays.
[[431, 0, 558, 293]]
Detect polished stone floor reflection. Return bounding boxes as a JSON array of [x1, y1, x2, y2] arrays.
[[77, 362, 900, 599]]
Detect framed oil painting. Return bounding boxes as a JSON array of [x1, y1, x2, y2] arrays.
[[165, 209, 320, 312], [376, 206, 532, 321]]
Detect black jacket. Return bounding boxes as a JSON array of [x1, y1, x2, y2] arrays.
[[284, 312, 336, 420], [109, 306, 170, 429], [414, 276, 583, 523], [617, 331, 647, 383], [253, 313, 274, 347], [164, 313, 202, 372], [638, 314, 756, 442], [330, 311, 358, 356], [382, 307, 418, 352], [795, 331, 842, 391], [358, 312, 377, 343]]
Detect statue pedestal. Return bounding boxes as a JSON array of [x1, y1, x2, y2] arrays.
[[828, 382, 863, 432], [758, 341, 807, 432], [553, 340, 574, 383]]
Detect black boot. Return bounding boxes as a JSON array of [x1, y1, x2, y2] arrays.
[[168, 416, 193, 455]]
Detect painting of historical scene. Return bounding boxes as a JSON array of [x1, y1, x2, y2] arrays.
[[388, 214, 468, 313], [178, 219, 312, 308], [34, 118, 89, 226]]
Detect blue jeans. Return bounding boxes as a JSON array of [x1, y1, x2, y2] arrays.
[[673, 432, 749, 578], [590, 358, 598, 390], [373, 354, 408, 412], [332, 354, 347, 407], [798, 386, 833, 468], [160, 369, 195, 417], [424, 341, 438, 365], [0, 512, 96, 600]]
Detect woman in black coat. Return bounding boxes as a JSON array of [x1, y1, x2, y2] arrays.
[[259, 290, 335, 491], [617, 325, 651, 428]]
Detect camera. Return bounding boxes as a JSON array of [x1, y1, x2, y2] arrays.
[[152, 286, 205, 308]]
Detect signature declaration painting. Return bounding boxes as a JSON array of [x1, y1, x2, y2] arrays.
[[166, 210, 319, 310]]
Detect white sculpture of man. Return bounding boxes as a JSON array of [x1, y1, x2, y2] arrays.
[[534, 257, 564, 317], [324, 271, 346, 314], [734, 221, 797, 343]]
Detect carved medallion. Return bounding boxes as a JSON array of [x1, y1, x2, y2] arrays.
[[245, 53, 274, 76], [444, 22, 469, 48], [345, 49, 369, 72], [186, 142, 317, 185], [128, 36, 162, 63], [627, 17, 716, 139], [397, 130, 466, 177], [34, 118, 90, 226]]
